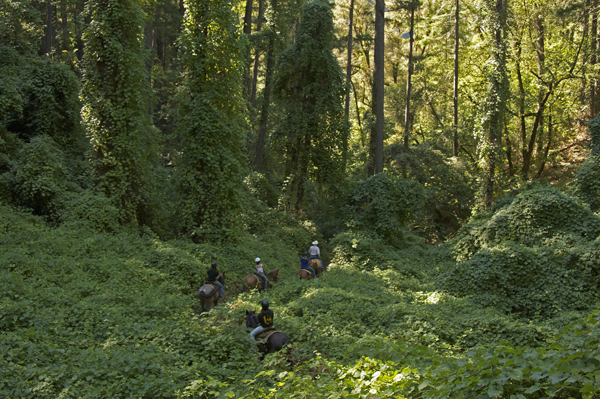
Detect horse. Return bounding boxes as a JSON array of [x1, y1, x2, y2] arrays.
[[198, 273, 225, 312], [246, 310, 291, 358], [296, 269, 314, 280], [242, 269, 279, 291], [308, 259, 323, 276]]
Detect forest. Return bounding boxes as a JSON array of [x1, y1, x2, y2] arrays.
[[2, 0, 600, 396]]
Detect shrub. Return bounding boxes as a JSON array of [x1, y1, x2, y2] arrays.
[[387, 143, 476, 241], [443, 184, 600, 318], [345, 172, 426, 246], [8, 135, 69, 215], [452, 184, 600, 261], [440, 243, 600, 318], [60, 190, 122, 233]]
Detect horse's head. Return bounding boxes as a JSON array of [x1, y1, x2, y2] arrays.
[[271, 269, 279, 282], [245, 310, 258, 328], [218, 272, 225, 285]]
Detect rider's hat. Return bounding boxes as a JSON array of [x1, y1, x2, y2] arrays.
[[255, 257, 261, 263], [312, 241, 318, 245], [261, 300, 269, 309]]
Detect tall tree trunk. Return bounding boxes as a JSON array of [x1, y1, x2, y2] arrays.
[[59, 0, 67, 53], [343, 0, 354, 172], [243, 0, 253, 35], [505, 114, 514, 177], [145, 15, 155, 116], [44, 0, 55, 55], [367, 78, 377, 176], [592, 0, 598, 117], [374, 0, 385, 173], [483, 0, 507, 208], [403, 5, 415, 151], [515, 38, 527, 170], [452, 0, 459, 156], [76, 0, 89, 62], [522, 87, 552, 175], [250, 0, 265, 105], [352, 79, 363, 143], [254, 0, 277, 171], [522, 16, 547, 176], [536, 105, 552, 177], [243, 0, 253, 97], [534, 15, 546, 174]]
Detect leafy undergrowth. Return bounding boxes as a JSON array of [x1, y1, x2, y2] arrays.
[[0, 204, 308, 397], [2, 200, 600, 398]]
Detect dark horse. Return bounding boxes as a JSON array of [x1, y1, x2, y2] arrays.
[[198, 273, 225, 312], [242, 269, 279, 291], [246, 310, 291, 357]]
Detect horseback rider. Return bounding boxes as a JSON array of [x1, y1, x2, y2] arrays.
[[301, 251, 317, 279], [308, 241, 324, 272], [250, 300, 274, 341], [255, 258, 268, 291], [206, 262, 224, 299]]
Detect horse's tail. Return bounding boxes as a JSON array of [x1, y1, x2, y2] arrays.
[[282, 333, 291, 347]]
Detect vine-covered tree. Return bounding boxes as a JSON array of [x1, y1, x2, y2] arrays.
[[481, 0, 508, 207], [81, 0, 157, 224], [176, 0, 247, 240], [274, 0, 347, 210]]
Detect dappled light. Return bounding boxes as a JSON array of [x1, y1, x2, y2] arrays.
[[3, 0, 600, 396]]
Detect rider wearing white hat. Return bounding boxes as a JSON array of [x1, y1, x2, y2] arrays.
[[308, 241, 324, 271], [254, 257, 268, 291]]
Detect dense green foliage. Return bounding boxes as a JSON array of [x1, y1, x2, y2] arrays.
[[81, 0, 158, 225], [0, 203, 312, 397], [387, 143, 475, 241], [344, 172, 426, 245], [175, 0, 247, 241], [574, 114, 600, 212], [3, 0, 600, 397], [442, 184, 600, 318], [273, 0, 347, 211]]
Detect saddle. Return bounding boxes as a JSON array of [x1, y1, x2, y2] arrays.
[[253, 273, 266, 284], [199, 283, 218, 298], [256, 327, 278, 342]]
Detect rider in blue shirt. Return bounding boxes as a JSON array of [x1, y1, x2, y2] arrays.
[[300, 252, 317, 279]]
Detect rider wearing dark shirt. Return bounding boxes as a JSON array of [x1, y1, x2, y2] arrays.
[[257, 308, 274, 328], [207, 268, 219, 282], [206, 262, 224, 298], [250, 300, 274, 341]]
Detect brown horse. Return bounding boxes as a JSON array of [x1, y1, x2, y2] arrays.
[[296, 269, 314, 280], [198, 273, 225, 312], [308, 259, 323, 276], [246, 310, 291, 359], [242, 269, 279, 291]]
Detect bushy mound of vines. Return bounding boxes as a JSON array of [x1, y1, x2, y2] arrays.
[[441, 184, 600, 318], [574, 113, 600, 211]]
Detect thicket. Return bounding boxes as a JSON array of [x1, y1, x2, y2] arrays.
[[0, 201, 313, 397], [440, 184, 600, 318]]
